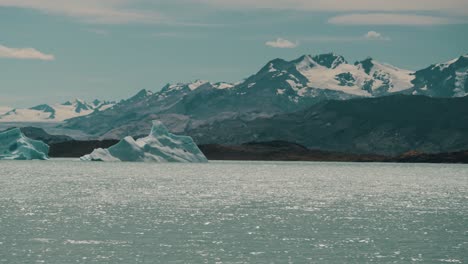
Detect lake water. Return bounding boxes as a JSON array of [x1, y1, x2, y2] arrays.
[[0, 160, 466, 263]]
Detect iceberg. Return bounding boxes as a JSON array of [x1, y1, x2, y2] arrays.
[[81, 121, 208, 162], [0, 128, 49, 160]]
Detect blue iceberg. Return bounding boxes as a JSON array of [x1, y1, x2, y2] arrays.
[[0, 128, 49, 160], [81, 121, 208, 162]]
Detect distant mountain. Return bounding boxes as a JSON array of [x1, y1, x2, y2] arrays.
[[411, 55, 468, 97], [285, 53, 415, 97], [188, 95, 468, 156], [63, 81, 243, 137], [0, 99, 114, 122], [63, 53, 468, 139]]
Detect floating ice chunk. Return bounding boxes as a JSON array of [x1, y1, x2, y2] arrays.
[[0, 128, 49, 160], [81, 121, 208, 162]]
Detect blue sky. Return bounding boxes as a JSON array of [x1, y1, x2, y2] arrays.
[[1, 0, 467, 107]]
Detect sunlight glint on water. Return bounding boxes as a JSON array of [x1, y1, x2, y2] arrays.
[[0, 160, 467, 263]]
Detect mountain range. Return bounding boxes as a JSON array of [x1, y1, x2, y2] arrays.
[[60, 53, 467, 139], [1, 52, 467, 155]]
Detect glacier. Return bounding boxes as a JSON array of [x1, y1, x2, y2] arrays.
[[81, 121, 208, 162], [0, 99, 114, 123], [0, 128, 49, 160]]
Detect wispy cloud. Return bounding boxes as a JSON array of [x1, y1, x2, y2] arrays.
[[265, 38, 298, 48], [195, 0, 467, 26], [0, 44, 54, 61], [299, 31, 389, 43], [1, 0, 466, 26], [0, 0, 228, 26], [328, 13, 460, 25], [195, 0, 468, 13], [0, 0, 165, 24]]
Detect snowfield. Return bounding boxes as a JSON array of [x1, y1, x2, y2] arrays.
[[295, 55, 414, 96], [0, 99, 114, 123]]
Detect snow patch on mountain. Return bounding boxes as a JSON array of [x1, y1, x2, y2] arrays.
[[248, 83, 256, 88], [432, 55, 468, 71], [296, 57, 373, 96], [292, 55, 415, 96], [164, 80, 234, 92], [268, 63, 278, 73], [98, 104, 114, 111], [435, 58, 459, 70], [0, 109, 54, 122], [454, 67, 468, 97], [212, 82, 234, 89], [188, 80, 209, 90], [365, 61, 415, 93], [286, 79, 307, 96]]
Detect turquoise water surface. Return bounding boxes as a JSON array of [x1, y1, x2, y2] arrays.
[[0, 160, 467, 263]]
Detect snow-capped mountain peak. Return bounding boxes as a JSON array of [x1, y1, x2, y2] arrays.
[[293, 53, 348, 70], [373, 61, 414, 91], [212, 82, 234, 89], [162, 80, 208, 92], [30, 104, 55, 112], [412, 55, 467, 97], [245, 53, 417, 98], [162, 80, 234, 93], [312, 53, 347, 69], [59, 52, 468, 138], [294, 55, 317, 69], [236, 53, 417, 100], [188, 80, 209, 90], [62, 98, 86, 106], [355, 58, 415, 93], [293, 54, 372, 96], [3, 53, 467, 129], [128, 89, 154, 101], [434, 55, 468, 70]]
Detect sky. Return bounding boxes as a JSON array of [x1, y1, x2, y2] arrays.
[[1, 0, 467, 107]]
